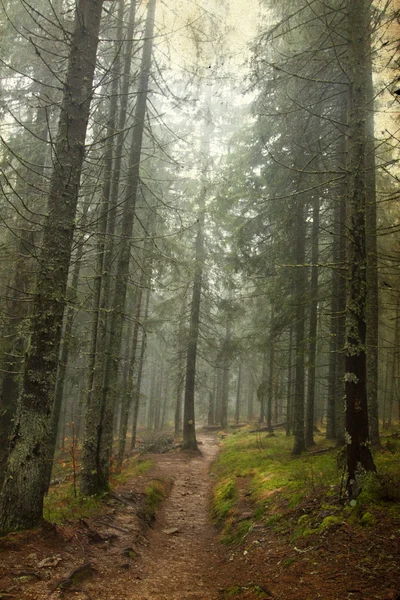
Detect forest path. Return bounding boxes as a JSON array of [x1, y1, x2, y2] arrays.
[[1, 433, 241, 600], [2, 433, 398, 600], [117, 432, 225, 599]]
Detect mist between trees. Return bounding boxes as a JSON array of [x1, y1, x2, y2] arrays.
[[0, 0, 398, 533]]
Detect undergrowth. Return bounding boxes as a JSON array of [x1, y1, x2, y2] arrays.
[[211, 428, 400, 545], [138, 479, 169, 523], [44, 454, 154, 524]]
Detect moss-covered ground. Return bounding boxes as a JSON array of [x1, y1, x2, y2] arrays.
[[211, 427, 400, 545]]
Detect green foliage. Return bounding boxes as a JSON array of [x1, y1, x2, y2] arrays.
[[44, 486, 103, 524], [139, 479, 169, 524], [360, 511, 376, 526], [45, 455, 154, 525], [222, 519, 253, 545], [211, 429, 400, 546], [211, 478, 238, 525], [113, 458, 153, 485]]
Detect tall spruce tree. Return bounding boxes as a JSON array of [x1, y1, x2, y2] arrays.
[[0, 0, 105, 534]]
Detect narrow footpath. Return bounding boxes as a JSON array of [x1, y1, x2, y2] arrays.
[[120, 433, 225, 599], [2, 433, 398, 600]]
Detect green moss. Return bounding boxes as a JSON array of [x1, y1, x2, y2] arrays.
[[212, 478, 237, 524], [360, 511, 376, 526], [297, 514, 309, 525], [265, 513, 282, 526], [44, 454, 154, 525], [113, 457, 153, 484], [211, 428, 400, 547], [139, 479, 168, 523], [283, 557, 296, 567], [225, 585, 242, 597], [320, 515, 342, 530], [288, 492, 304, 508], [221, 584, 272, 598], [44, 486, 103, 524], [222, 519, 253, 545]]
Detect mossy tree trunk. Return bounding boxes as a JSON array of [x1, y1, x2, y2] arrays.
[[43, 201, 89, 492], [0, 104, 48, 489], [80, 0, 156, 495], [345, 0, 376, 498], [0, 0, 104, 534]]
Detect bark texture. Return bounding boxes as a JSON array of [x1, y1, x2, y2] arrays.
[[81, 0, 156, 495], [305, 197, 319, 447], [292, 200, 306, 455], [0, 0, 104, 534], [345, 0, 376, 498]]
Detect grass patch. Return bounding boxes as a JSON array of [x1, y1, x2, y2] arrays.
[[211, 427, 400, 545], [44, 485, 103, 524], [222, 519, 253, 545], [212, 478, 238, 525], [112, 456, 153, 485], [138, 479, 169, 523], [44, 454, 154, 525]]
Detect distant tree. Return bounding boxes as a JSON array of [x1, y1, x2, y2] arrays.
[[182, 111, 212, 450]]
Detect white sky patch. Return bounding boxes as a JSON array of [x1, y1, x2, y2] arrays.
[[156, 0, 259, 74]]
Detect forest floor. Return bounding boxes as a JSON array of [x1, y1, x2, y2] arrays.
[[0, 432, 399, 600]]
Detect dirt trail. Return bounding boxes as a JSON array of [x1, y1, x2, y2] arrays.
[[2, 432, 399, 600], [120, 433, 224, 599], [1, 433, 231, 600]]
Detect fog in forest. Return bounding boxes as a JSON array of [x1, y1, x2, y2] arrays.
[[0, 3, 399, 587]]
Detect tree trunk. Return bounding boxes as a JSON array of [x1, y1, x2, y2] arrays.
[[292, 199, 306, 455], [0, 105, 48, 488], [116, 286, 142, 468], [80, 0, 156, 495], [345, 0, 376, 498], [388, 299, 400, 428], [365, 34, 380, 447], [286, 327, 293, 436], [208, 389, 215, 426], [326, 250, 339, 439], [247, 366, 255, 422], [182, 211, 204, 450], [258, 355, 267, 424], [131, 286, 151, 449], [335, 191, 347, 446], [267, 316, 275, 434], [182, 111, 212, 450], [235, 363, 242, 424], [220, 322, 231, 430], [174, 298, 186, 436], [0, 0, 104, 534], [305, 197, 319, 447], [83, 0, 126, 439]]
